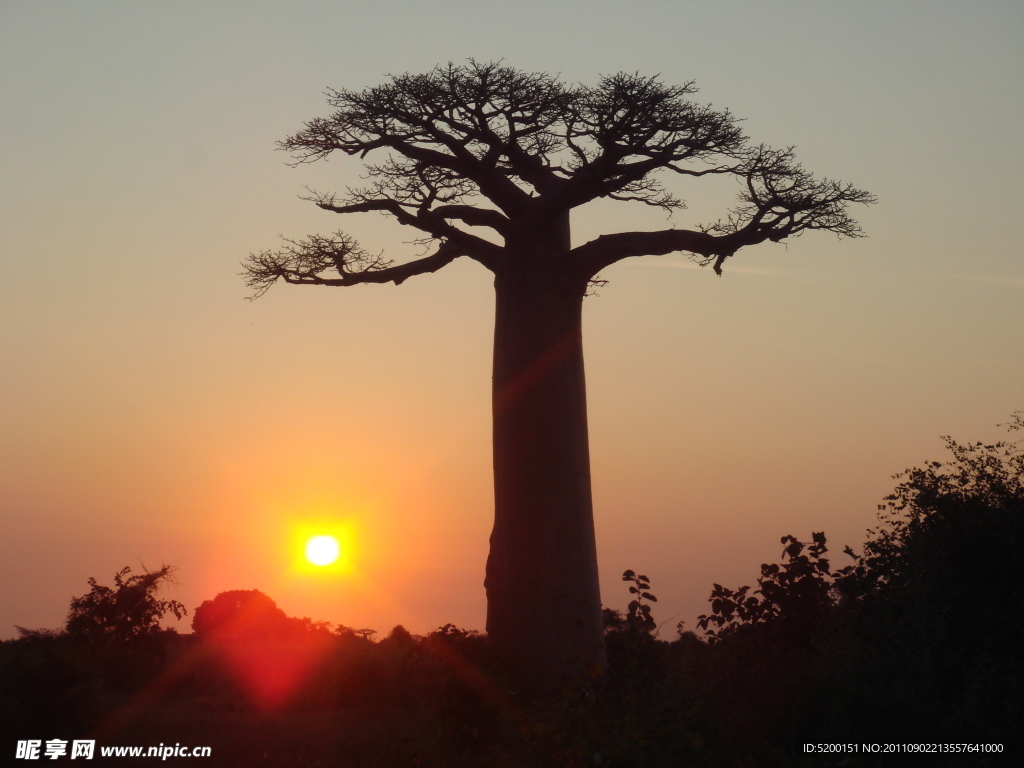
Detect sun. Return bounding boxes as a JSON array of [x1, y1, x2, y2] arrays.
[[304, 535, 340, 566], [290, 519, 356, 575]]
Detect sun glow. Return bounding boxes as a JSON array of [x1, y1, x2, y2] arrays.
[[305, 535, 340, 566], [290, 519, 356, 576]]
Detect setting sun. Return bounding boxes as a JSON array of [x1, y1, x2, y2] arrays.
[[290, 519, 357, 576], [304, 535, 340, 566]]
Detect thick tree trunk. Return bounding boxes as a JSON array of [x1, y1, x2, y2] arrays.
[[485, 254, 605, 694]]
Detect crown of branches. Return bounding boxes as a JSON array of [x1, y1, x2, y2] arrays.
[[244, 61, 874, 297]]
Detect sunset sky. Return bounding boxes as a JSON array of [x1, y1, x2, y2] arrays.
[[2, 0, 1022, 640]]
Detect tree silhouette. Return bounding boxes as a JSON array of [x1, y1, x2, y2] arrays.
[[64, 565, 185, 642], [192, 590, 291, 641], [244, 61, 874, 690]]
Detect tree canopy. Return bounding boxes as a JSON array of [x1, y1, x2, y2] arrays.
[[244, 61, 874, 296]]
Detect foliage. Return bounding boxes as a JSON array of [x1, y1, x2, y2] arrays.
[[620, 569, 658, 633], [191, 589, 366, 643], [698, 414, 1024, 647], [833, 416, 1024, 741], [697, 532, 857, 645], [64, 565, 185, 642], [689, 414, 1024, 751], [193, 590, 293, 640], [853, 415, 1023, 609], [13, 626, 63, 641]]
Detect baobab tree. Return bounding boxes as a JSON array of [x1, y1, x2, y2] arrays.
[[244, 61, 874, 692]]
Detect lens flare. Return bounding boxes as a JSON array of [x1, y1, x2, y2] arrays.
[[304, 535, 340, 566]]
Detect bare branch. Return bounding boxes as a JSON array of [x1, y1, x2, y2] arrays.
[[697, 145, 877, 246], [570, 142, 874, 277], [258, 62, 874, 291], [429, 204, 511, 234], [280, 62, 570, 216], [242, 233, 463, 298], [307, 190, 505, 270], [547, 73, 747, 212], [570, 229, 729, 276]]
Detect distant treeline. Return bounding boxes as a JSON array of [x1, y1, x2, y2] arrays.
[[3, 419, 1021, 766]]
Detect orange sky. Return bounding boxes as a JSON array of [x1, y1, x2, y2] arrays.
[[2, 1, 1022, 639]]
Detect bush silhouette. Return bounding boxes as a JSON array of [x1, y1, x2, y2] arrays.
[[688, 415, 1024, 750], [697, 532, 856, 647], [192, 590, 293, 641], [64, 565, 185, 642]]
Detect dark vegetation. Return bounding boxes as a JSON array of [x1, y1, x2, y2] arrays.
[[3, 418, 1020, 766]]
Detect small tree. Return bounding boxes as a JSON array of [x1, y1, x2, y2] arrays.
[[621, 570, 658, 633], [245, 61, 874, 690], [64, 565, 185, 642]]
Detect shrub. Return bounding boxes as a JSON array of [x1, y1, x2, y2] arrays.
[[65, 565, 185, 642]]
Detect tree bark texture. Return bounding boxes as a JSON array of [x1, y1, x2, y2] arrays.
[[485, 253, 606, 693]]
